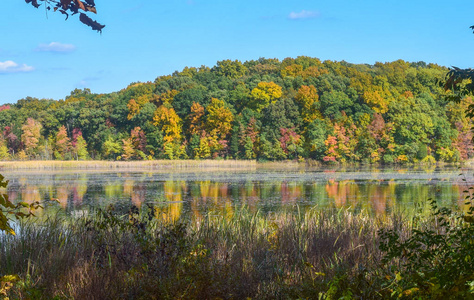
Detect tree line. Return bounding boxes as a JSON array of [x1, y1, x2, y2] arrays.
[[0, 56, 471, 163]]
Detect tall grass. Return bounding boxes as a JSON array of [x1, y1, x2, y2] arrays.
[[0, 159, 257, 171], [0, 206, 417, 299]]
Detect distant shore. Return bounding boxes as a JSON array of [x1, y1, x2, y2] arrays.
[[0, 159, 466, 172], [0, 159, 257, 171]]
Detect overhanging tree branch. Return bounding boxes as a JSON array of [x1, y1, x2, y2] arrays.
[[25, 0, 105, 32]]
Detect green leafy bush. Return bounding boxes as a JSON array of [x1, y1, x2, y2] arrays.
[[379, 199, 474, 299]]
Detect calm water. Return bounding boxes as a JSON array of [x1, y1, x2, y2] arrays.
[[3, 165, 474, 220]]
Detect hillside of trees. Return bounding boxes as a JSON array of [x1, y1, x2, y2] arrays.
[[0, 57, 472, 163]]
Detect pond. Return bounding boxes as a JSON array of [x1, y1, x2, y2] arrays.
[[2, 165, 474, 221]]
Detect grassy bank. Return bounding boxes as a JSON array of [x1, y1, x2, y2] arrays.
[[1, 204, 472, 299], [0, 159, 257, 171]]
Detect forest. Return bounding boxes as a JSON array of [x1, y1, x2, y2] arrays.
[[0, 56, 472, 163]]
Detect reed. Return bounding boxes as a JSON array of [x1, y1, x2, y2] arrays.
[[0, 159, 257, 171], [0, 207, 418, 299]]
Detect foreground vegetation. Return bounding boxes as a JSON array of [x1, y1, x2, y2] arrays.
[[0, 57, 472, 164], [0, 201, 473, 299]]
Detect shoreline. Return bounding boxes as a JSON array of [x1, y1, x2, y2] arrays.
[[0, 159, 467, 172], [0, 159, 257, 171]]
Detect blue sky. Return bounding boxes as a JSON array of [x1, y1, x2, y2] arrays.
[[1, 0, 474, 104]]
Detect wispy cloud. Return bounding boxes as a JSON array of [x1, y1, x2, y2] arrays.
[[77, 72, 105, 87], [35, 42, 76, 53], [288, 10, 320, 20], [0, 60, 34, 73]]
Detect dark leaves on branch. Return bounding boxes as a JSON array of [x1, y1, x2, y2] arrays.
[[60, 0, 72, 10], [74, 0, 85, 11], [25, 0, 40, 8], [25, 0, 103, 32], [59, 9, 69, 20], [79, 13, 105, 33]]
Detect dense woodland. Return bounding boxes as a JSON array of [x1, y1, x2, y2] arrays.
[[1, 57, 472, 163]]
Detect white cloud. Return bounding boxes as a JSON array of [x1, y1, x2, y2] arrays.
[[35, 42, 76, 53], [288, 10, 320, 20], [0, 60, 34, 73]]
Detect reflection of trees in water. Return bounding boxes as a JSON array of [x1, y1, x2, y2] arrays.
[[57, 185, 69, 209], [22, 185, 41, 204], [240, 181, 259, 209], [325, 180, 359, 208], [280, 181, 302, 204], [154, 181, 183, 223], [191, 181, 233, 220], [105, 181, 122, 200], [132, 182, 146, 208], [72, 174, 88, 205], [122, 179, 147, 208], [4, 171, 469, 219], [325, 180, 395, 214], [366, 182, 394, 215]]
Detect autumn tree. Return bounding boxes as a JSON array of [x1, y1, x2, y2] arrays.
[[54, 125, 71, 160], [214, 59, 248, 79], [250, 82, 283, 112], [121, 138, 135, 161], [3, 127, 20, 155], [72, 129, 89, 160], [362, 88, 392, 114], [187, 102, 205, 136], [153, 105, 185, 159], [205, 98, 234, 140], [21, 118, 43, 158], [295, 85, 321, 123], [153, 105, 182, 144], [121, 126, 148, 160]]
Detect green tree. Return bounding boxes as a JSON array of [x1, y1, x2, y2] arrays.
[[74, 134, 89, 160], [102, 137, 121, 160]]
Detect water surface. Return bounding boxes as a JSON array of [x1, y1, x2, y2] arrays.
[[3, 165, 473, 220]]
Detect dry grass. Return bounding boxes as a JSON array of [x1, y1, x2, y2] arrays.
[[0, 159, 257, 171], [0, 207, 413, 299]]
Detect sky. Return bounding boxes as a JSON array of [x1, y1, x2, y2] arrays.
[[1, 0, 474, 104]]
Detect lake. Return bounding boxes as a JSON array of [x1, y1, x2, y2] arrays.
[[2, 164, 473, 220]]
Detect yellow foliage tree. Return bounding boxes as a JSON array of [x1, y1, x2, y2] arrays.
[[362, 88, 392, 114], [154, 90, 179, 106], [127, 94, 151, 120], [250, 82, 283, 112], [194, 136, 212, 159], [121, 137, 135, 161], [295, 85, 321, 123], [21, 118, 42, 158], [206, 98, 234, 139], [153, 105, 183, 144], [281, 64, 304, 77], [127, 99, 140, 120], [188, 102, 205, 135]]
